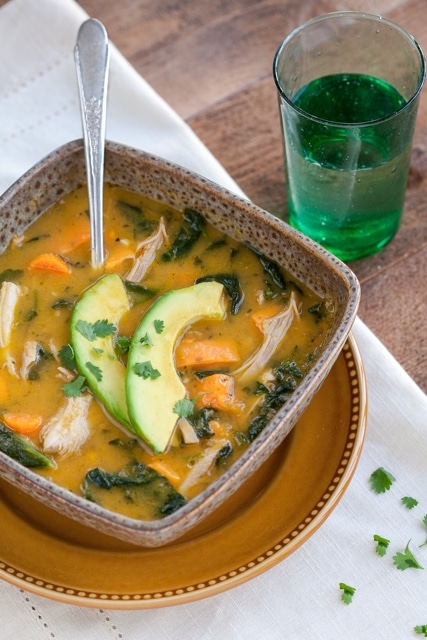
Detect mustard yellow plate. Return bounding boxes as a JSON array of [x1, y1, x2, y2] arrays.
[[0, 334, 366, 609]]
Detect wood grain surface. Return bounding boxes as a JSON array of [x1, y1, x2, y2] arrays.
[[8, 0, 427, 391]]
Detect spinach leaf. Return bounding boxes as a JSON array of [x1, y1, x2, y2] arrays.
[[116, 200, 154, 234], [162, 208, 205, 261], [83, 461, 186, 517], [108, 438, 138, 453], [0, 269, 23, 284], [160, 492, 187, 516], [25, 309, 38, 321], [248, 246, 287, 290], [196, 273, 243, 314], [215, 442, 233, 465], [308, 302, 328, 322], [276, 360, 303, 380], [124, 280, 156, 303], [246, 366, 301, 442], [194, 369, 228, 379], [26, 233, 50, 243], [23, 291, 39, 322], [0, 423, 54, 468], [206, 239, 227, 252], [188, 407, 216, 439], [52, 298, 74, 310]]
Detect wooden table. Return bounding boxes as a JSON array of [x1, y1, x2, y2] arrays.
[[73, 1, 425, 392]]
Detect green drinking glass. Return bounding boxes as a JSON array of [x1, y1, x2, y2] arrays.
[[273, 12, 425, 261]]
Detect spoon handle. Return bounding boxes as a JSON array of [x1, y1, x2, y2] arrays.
[[74, 19, 110, 268]]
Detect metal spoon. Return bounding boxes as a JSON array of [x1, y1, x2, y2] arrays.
[[74, 19, 110, 268]]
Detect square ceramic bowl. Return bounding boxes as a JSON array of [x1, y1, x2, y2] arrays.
[[0, 140, 360, 546]]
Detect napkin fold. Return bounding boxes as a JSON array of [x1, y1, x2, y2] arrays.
[[0, 1, 425, 639]]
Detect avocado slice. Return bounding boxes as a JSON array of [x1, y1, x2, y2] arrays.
[[70, 273, 131, 428], [126, 281, 225, 454]]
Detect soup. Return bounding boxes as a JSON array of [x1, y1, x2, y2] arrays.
[[0, 185, 333, 521]]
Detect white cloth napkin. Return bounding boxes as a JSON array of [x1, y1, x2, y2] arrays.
[[0, 1, 425, 639]]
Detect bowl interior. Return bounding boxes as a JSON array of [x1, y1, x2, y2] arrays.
[[0, 140, 360, 546]]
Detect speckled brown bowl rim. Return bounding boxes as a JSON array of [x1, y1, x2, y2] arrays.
[[0, 140, 360, 547]]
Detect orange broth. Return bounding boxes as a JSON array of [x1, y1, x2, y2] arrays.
[[0, 185, 333, 521]]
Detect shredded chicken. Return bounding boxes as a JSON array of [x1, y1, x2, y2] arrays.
[[48, 339, 59, 361], [179, 438, 229, 496], [20, 341, 40, 379], [126, 217, 168, 282], [0, 281, 22, 348], [2, 355, 18, 377], [177, 417, 200, 445], [55, 366, 75, 382], [233, 291, 301, 385], [12, 234, 25, 248], [40, 394, 92, 456]]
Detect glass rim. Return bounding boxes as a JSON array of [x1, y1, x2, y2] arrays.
[[273, 11, 426, 128]]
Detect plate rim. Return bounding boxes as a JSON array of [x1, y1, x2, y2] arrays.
[[0, 332, 367, 609]]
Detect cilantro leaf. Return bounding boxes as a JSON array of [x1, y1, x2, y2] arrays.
[[116, 335, 131, 353], [154, 319, 164, 334], [85, 361, 102, 382], [369, 467, 396, 493], [58, 343, 76, 371], [401, 496, 418, 509], [339, 582, 356, 604], [392, 541, 424, 571], [133, 361, 161, 379], [373, 534, 390, 557], [76, 318, 116, 341], [139, 332, 153, 346], [62, 375, 87, 397], [420, 514, 427, 548], [92, 319, 116, 337], [414, 625, 427, 636], [173, 398, 197, 419], [75, 319, 100, 341]]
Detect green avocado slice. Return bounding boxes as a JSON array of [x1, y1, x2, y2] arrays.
[[126, 281, 225, 454], [70, 273, 131, 428]]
